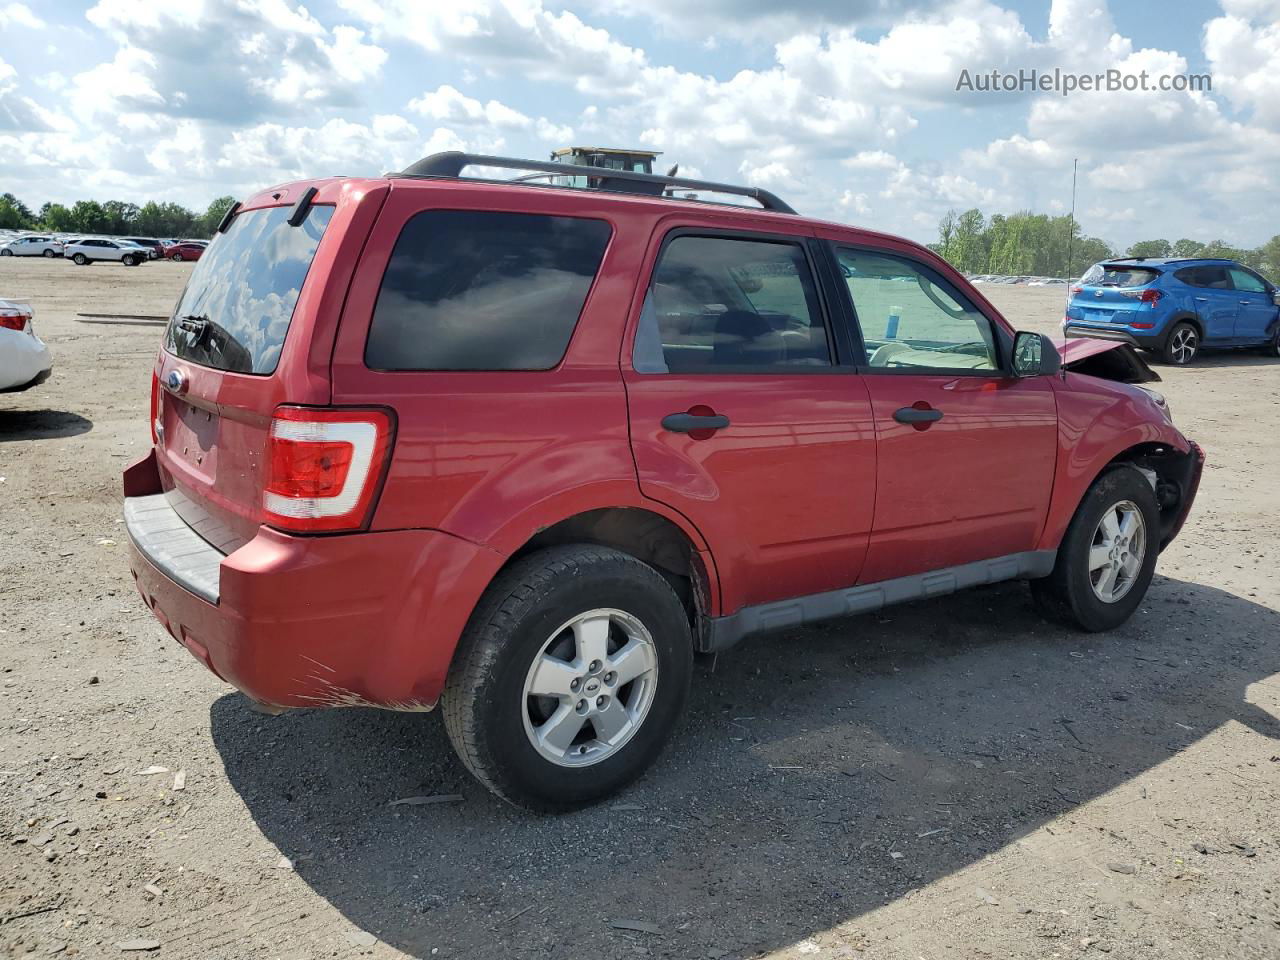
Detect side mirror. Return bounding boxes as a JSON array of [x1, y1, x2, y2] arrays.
[[1012, 331, 1062, 378], [1272, 291, 1280, 307]]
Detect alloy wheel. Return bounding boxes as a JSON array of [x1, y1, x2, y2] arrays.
[[1088, 500, 1147, 603], [521, 608, 659, 768], [1170, 327, 1197, 364]]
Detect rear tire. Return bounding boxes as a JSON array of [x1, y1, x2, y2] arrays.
[[1162, 322, 1198, 365], [1031, 466, 1160, 632], [442, 545, 692, 812], [72, 253, 87, 265]]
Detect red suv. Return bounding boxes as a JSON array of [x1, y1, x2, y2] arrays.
[[124, 152, 1203, 811]]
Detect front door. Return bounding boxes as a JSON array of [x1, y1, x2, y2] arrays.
[[831, 245, 1059, 584], [623, 227, 877, 615], [1228, 266, 1277, 342]]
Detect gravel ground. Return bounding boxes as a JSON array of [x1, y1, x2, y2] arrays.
[[1, 258, 1278, 960]]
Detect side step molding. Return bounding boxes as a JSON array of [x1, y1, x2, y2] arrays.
[[701, 549, 1057, 653]]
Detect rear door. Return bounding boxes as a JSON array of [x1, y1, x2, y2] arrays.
[[1228, 266, 1277, 342], [830, 243, 1058, 584], [1176, 265, 1237, 340], [623, 223, 876, 614], [154, 183, 378, 551]]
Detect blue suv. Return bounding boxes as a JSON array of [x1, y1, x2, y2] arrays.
[[1064, 258, 1280, 365]]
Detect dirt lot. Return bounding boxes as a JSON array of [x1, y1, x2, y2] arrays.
[[2, 257, 1278, 960]]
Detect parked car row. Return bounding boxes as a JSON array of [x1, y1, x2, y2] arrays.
[[969, 275, 1070, 285], [0, 233, 206, 265]]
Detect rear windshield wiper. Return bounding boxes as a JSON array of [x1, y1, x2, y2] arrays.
[[177, 313, 209, 334]]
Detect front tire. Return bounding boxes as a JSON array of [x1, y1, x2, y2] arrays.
[[1262, 327, 1280, 358], [1162, 322, 1198, 365], [442, 545, 693, 812], [122, 254, 137, 266], [170, 253, 183, 262], [1031, 466, 1160, 632], [43, 249, 55, 258], [0, 248, 11, 257]]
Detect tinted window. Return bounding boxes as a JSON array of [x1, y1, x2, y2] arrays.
[[1175, 266, 1231, 289], [165, 203, 334, 375], [366, 211, 611, 371], [633, 235, 830, 373], [1229, 267, 1268, 293], [838, 248, 998, 372]]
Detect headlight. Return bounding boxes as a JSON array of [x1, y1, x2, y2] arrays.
[[1138, 386, 1172, 421]]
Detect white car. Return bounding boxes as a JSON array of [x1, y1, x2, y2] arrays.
[[1, 236, 64, 258], [64, 238, 148, 266], [0, 299, 52, 391]]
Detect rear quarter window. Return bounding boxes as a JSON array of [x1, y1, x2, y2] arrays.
[[364, 210, 612, 371]]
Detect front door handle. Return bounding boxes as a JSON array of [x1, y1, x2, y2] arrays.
[[893, 406, 944, 424], [662, 412, 730, 433], [1240, 300, 1253, 305], [1195, 296, 1209, 302]]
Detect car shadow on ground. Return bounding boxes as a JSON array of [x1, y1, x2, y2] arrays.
[[1172, 350, 1278, 370], [211, 575, 1280, 960], [0, 408, 92, 441]]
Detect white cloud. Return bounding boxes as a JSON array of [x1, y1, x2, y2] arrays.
[[1204, 3, 1280, 131], [0, 2, 43, 29]]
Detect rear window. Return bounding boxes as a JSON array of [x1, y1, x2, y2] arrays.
[[164, 203, 334, 375], [1081, 263, 1160, 287], [364, 210, 611, 371]]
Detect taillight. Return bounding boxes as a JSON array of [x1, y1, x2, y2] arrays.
[[149, 371, 162, 445], [0, 305, 29, 331], [1138, 288, 1161, 305], [1070, 286, 1083, 295], [262, 406, 395, 533]]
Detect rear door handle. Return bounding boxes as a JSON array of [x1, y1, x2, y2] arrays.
[[662, 413, 730, 433], [894, 406, 944, 424], [1195, 296, 1209, 302]]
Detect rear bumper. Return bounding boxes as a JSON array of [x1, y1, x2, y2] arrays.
[[123, 453, 505, 711], [0, 328, 52, 392], [1063, 323, 1164, 350]]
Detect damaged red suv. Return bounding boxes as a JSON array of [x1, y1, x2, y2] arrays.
[[124, 152, 1202, 811]]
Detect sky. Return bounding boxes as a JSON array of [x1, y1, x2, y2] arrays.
[[1, 0, 1277, 250]]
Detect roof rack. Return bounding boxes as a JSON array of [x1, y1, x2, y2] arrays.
[[393, 151, 797, 215]]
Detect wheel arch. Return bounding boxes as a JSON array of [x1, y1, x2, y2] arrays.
[[1168, 312, 1203, 340], [1041, 436, 1198, 555], [504, 506, 717, 640]]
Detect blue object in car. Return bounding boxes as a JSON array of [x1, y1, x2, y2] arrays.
[[1063, 257, 1280, 365]]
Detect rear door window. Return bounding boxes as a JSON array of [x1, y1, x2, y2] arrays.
[[165, 204, 334, 375], [1175, 266, 1232, 289], [365, 210, 611, 371], [632, 234, 832, 373]]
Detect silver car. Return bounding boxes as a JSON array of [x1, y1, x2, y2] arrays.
[[0, 235, 63, 258]]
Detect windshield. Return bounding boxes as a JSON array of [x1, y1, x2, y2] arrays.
[[164, 204, 334, 375]]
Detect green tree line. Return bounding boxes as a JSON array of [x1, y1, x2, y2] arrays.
[[931, 207, 1280, 282], [0, 192, 237, 240]]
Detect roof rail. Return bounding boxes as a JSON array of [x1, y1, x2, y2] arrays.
[[393, 151, 797, 215]]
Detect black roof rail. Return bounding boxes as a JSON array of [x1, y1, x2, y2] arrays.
[[392, 151, 797, 215]]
